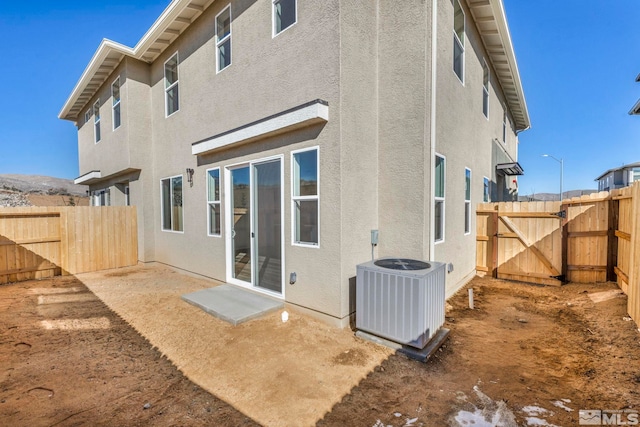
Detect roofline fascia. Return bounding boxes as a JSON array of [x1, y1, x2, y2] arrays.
[[58, 0, 195, 121], [487, 0, 531, 131]]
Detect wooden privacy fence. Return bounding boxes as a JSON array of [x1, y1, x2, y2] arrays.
[[476, 182, 640, 325], [0, 206, 138, 284]]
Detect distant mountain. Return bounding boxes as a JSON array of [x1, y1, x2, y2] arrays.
[[518, 189, 598, 202], [0, 174, 87, 196]]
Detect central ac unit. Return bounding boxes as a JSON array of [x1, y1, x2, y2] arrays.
[[356, 258, 446, 349]]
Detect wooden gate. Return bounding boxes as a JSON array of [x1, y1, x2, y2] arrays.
[[477, 192, 612, 286], [477, 201, 563, 286]]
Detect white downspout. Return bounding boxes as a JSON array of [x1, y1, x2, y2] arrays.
[[429, 0, 438, 260]]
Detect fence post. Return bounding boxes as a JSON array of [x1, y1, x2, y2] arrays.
[[607, 195, 618, 282], [491, 205, 498, 278]]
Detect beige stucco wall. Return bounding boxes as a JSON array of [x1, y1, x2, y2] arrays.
[[70, 0, 526, 326], [433, 0, 520, 294]]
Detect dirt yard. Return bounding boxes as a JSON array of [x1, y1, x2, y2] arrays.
[[1, 272, 639, 426]]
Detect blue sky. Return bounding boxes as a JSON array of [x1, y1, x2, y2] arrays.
[[1, 1, 639, 195], [505, 0, 640, 194]]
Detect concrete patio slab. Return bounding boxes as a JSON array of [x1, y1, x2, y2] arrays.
[[181, 285, 284, 325], [76, 264, 394, 427]]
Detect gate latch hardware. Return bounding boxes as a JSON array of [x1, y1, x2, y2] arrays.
[[551, 210, 566, 218]]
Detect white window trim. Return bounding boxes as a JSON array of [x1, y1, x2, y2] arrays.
[[483, 176, 490, 203], [453, 0, 465, 85], [291, 146, 320, 248], [164, 53, 179, 118], [272, 0, 297, 38], [93, 100, 101, 144], [482, 59, 489, 119], [160, 174, 185, 233], [111, 76, 121, 131], [206, 167, 222, 237], [215, 6, 232, 73], [435, 153, 446, 244], [464, 167, 471, 235], [84, 109, 91, 124]]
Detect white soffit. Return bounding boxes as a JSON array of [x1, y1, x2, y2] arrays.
[[75, 170, 102, 185], [466, 0, 530, 131], [192, 100, 329, 156], [59, 0, 215, 121]]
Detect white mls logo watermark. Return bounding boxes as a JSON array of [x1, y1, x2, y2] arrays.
[[579, 409, 639, 425]]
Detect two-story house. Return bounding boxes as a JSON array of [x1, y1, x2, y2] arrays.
[[59, 0, 530, 327], [596, 162, 640, 191]]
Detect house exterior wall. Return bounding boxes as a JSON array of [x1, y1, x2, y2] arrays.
[[433, 0, 520, 294], [67, 0, 527, 327]]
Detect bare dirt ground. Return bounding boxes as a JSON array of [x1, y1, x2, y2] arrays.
[[1, 272, 639, 426]]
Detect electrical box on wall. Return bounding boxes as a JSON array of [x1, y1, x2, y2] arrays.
[[371, 229, 379, 245]]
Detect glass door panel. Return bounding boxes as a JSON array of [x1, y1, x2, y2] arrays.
[[230, 166, 251, 284], [253, 160, 282, 293]]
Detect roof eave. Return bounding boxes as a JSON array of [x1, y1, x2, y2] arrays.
[[59, 0, 214, 122], [489, 0, 530, 131]]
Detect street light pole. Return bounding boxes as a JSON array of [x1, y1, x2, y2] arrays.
[[542, 154, 564, 201]]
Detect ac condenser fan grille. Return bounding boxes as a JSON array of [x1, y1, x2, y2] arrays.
[[373, 258, 431, 271]]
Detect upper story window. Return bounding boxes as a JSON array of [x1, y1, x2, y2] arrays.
[[207, 168, 221, 236], [273, 0, 296, 36], [482, 60, 489, 118], [216, 6, 231, 72], [502, 110, 507, 143], [632, 167, 640, 183], [112, 77, 121, 130], [453, 0, 465, 83], [93, 100, 101, 143], [84, 109, 91, 124], [292, 147, 319, 247], [434, 154, 446, 243], [161, 175, 183, 232], [164, 53, 179, 117]]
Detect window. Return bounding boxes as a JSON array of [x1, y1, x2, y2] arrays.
[[464, 168, 471, 235], [273, 0, 296, 36], [161, 175, 183, 232], [207, 168, 221, 236], [483, 177, 490, 202], [435, 154, 445, 243], [453, 0, 465, 82], [292, 147, 319, 246], [112, 77, 121, 130], [164, 53, 179, 117], [93, 100, 101, 143], [84, 109, 91, 124], [632, 168, 640, 183], [92, 189, 110, 206], [482, 60, 489, 118], [502, 110, 507, 143], [216, 6, 231, 72]]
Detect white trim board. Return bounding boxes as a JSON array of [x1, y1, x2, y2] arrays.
[[192, 100, 329, 156]]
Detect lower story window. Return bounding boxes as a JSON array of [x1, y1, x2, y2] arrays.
[[464, 168, 471, 234], [92, 189, 110, 206], [161, 175, 183, 232], [292, 147, 319, 246], [207, 168, 221, 236], [483, 177, 490, 202], [435, 154, 445, 243]]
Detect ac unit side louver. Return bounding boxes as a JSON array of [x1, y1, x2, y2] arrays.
[[356, 258, 446, 349]]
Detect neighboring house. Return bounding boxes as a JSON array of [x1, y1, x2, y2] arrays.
[[59, 0, 530, 327], [595, 162, 640, 192]]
